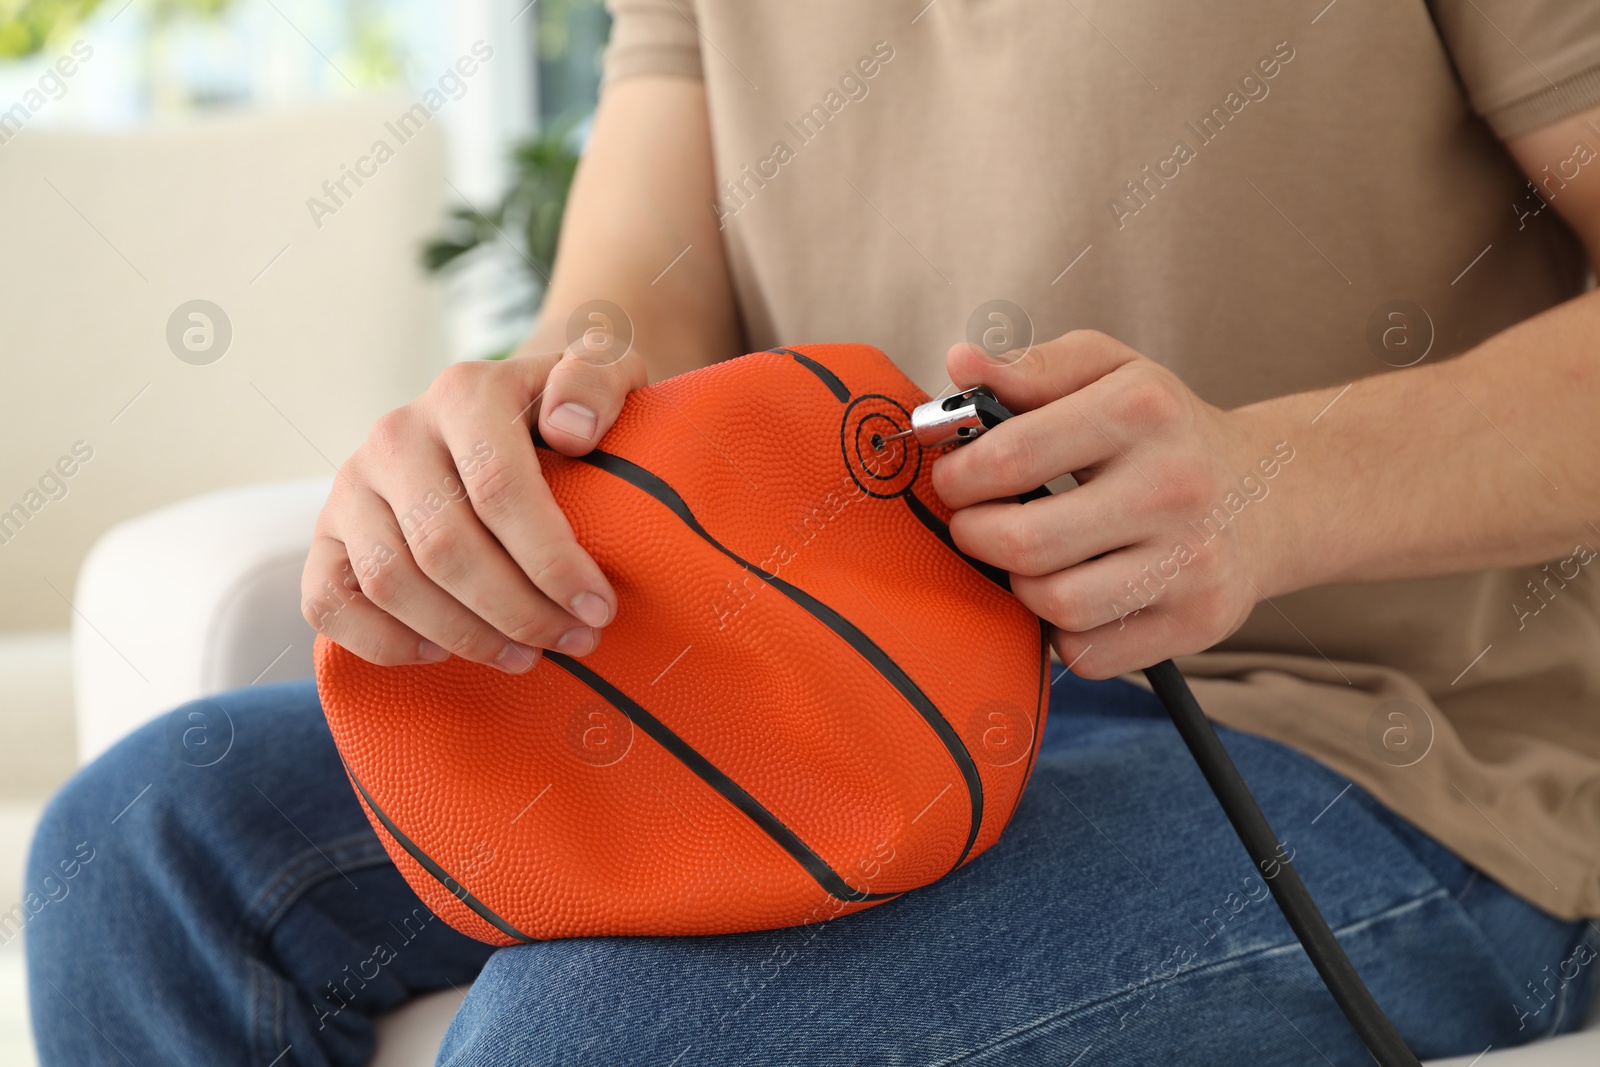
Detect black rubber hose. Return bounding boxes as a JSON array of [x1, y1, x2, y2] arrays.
[[1142, 659, 1422, 1067]]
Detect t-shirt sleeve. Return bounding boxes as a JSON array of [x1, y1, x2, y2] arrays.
[[601, 0, 704, 86], [1429, 0, 1600, 139]]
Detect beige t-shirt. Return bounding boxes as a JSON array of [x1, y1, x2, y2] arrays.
[[602, 0, 1600, 920]]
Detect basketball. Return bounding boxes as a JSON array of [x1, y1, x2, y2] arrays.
[[315, 343, 1049, 944]]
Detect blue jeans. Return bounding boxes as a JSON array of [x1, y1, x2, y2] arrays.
[[26, 670, 1600, 1065]]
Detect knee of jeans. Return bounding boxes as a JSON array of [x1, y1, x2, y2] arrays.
[[28, 680, 327, 884], [26, 782, 94, 893], [18, 814, 99, 961], [25, 713, 174, 894], [19, 738, 155, 956], [25, 689, 255, 897]]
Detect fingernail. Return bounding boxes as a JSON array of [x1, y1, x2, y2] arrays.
[[555, 627, 597, 655], [548, 402, 598, 441], [496, 642, 540, 673], [418, 640, 451, 662], [569, 591, 611, 627]]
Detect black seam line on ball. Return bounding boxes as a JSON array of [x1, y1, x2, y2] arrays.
[[340, 759, 538, 943], [771, 347, 851, 403], [546, 651, 893, 904], [577, 447, 985, 871], [902, 493, 1012, 591]]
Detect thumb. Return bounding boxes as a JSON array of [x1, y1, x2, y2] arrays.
[[537, 341, 650, 456], [947, 330, 1138, 413]]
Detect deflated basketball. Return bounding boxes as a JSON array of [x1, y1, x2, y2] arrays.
[[315, 343, 1049, 945]]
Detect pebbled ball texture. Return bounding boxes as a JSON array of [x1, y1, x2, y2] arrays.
[[315, 344, 1049, 945]]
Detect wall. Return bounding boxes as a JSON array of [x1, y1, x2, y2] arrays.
[[0, 94, 447, 631]]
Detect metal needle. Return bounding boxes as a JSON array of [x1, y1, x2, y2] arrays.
[[873, 428, 913, 451]]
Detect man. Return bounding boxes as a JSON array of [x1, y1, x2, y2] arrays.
[[28, 1, 1600, 1063]]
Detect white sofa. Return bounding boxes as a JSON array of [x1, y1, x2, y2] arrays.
[[71, 480, 1600, 1066]]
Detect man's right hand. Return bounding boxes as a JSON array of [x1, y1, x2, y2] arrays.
[[300, 346, 646, 672]]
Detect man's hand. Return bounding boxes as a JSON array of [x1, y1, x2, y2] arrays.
[[300, 73, 743, 673], [932, 331, 1284, 680], [300, 347, 646, 672]]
